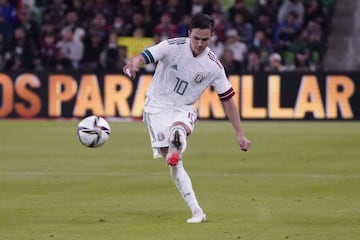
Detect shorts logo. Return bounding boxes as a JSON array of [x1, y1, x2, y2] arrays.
[[157, 131, 165, 141], [193, 72, 205, 84]]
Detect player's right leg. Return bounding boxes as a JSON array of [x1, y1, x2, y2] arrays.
[[166, 124, 188, 166], [166, 105, 197, 166], [144, 108, 205, 222]]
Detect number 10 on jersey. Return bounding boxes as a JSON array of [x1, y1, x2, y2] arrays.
[[174, 77, 188, 95]]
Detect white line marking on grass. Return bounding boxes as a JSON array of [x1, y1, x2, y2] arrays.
[[1, 172, 360, 179], [222, 173, 360, 179]]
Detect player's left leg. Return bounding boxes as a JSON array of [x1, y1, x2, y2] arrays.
[[170, 160, 206, 223], [167, 109, 205, 222]]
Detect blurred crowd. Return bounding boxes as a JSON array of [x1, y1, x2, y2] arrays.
[[0, 0, 335, 73]]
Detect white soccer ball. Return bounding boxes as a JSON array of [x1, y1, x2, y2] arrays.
[[77, 115, 111, 148]]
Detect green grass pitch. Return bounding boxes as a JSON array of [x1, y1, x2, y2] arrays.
[[1, 120, 360, 240]]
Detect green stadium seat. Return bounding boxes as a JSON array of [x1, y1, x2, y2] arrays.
[[282, 50, 295, 65], [244, 0, 257, 12]]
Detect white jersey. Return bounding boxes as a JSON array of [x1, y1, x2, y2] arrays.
[[141, 37, 235, 113]]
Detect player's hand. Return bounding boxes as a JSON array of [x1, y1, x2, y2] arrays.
[[238, 135, 251, 152], [123, 55, 144, 78], [123, 64, 136, 78], [123, 55, 146, 78]]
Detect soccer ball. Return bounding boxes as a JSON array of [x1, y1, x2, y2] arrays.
[[77, 115, 111, 147]]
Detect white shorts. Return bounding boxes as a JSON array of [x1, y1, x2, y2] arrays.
[[143, 105, 198, 159]]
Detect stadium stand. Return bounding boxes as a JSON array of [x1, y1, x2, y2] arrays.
[[0, 0, 336, 72], [323, 0, 357, 70]]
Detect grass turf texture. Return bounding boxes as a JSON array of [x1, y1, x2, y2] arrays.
[[1, 120, 359, 240]]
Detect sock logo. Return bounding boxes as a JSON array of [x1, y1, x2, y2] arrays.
[[184, 192, 191, 198]]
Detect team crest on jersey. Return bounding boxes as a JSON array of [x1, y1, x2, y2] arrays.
[[193, 72, 205, 84]]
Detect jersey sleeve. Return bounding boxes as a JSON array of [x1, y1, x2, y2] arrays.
[[218, 86, 235, 101], [209, 55, 235, 101], [141, 39, 173, 64]]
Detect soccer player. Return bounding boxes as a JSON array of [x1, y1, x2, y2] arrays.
[[123, 13, 251, 223]]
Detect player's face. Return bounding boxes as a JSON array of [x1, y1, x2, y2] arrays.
[[188, 28, 212, 57]]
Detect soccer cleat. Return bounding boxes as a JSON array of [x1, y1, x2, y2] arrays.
[[166, 130, 182, 166], [186, 211, 206, 223]]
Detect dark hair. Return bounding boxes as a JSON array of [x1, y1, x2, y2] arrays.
[[188, 13, 214, 32]]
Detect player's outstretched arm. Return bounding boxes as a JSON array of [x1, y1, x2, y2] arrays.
[[222, 98, 251, 152], [123, 54, 146, 78]]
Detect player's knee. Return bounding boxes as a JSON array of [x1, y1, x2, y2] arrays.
[[172, 121, 191, 135]]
